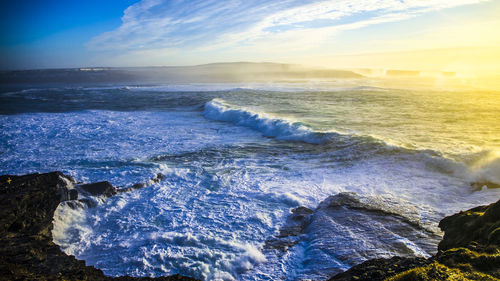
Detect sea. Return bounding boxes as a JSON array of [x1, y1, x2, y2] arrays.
[[1, 78, 499, 280]]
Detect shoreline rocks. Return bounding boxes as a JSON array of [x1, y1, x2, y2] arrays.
[[328, 198, 500, 281], [266, 192, 442, 279], [0, 172, 198, 281], [79, 181, 117, 197], [1, 171, 498, 281]]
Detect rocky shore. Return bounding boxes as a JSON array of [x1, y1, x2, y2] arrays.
[[328, 197, 500, 281], [0, 172, 198, 281], [0, 171, 498, 281], [265, 192, 442, 278]]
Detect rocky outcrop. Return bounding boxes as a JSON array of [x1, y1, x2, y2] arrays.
[[2, 171, 498, 281], [438, 201, 500, 251], [328, 198, 500, 281], [118, 173, 165, 193], [266, 192, 441, 279], [329, 256, 431, 281], [79, 181, 117, 197], [265, 206, 314, 251], [0, 172, 198, 281]]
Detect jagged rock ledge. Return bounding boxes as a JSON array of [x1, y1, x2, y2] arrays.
[[265, 192, 442, 279], [0, 171, 198, 281], [328, 197, 500, 281]]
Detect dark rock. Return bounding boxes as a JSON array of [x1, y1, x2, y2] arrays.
[[278, 206, 313, 237], [61, 200, 85, 210], [269, 192, 441, 279], [264, 237, 301, 252], [119, 173, 166, 192], [329, 198, 500, 281], [118, 187, 136, 193], [265, 206, 313, 252], [0, 172, 198, 281], [132, 182, 146, 189], [69, 189, 78, 200], [439, 199, 500, 251], [153, 173, 165, 183], [0, 172, 74, 237], [78, 181, 117, 197], [61, 199, 98, 210], [328, 256, 430, 281], [79, 198, 98, 208]]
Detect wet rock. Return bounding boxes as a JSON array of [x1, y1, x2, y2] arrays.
[[69, 188, 78, 200], [439, 198, 500, 251], [119, 173, 166, 192], [78, 181, 117, 197], [61, 200, 85, 210], [118, 186, 136, 193], [61, 198, 97, 210], [265, 236, 301, 252], [131, 182, 146, 189], [303, 193, 440, 278], [265, 206, 313, 252], [79, 198, 98, 208], [0, 172, 198, 281], [267, 192, 441, 279], [328, 256, 430, 281], [0, 172, 74, 237], [278, 206, 313, 237], [330, 198, 500, 281]]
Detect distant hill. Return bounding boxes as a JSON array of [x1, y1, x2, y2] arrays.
[[385, 70, 420, 77], [0, 62, 363, 85]]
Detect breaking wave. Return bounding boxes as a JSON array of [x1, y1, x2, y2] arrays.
[[203, 98, 500, 187], [203, 98, 341, 144]]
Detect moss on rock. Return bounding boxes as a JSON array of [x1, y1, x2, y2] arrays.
[[329, 199, 500, 281], [386, 262, 497, 281], [387, 198, 500, 281]]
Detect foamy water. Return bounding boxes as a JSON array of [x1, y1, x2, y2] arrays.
[[1, 81, 499, 280]]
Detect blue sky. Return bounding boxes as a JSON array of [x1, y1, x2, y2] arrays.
[[1, 0, 499, 70], [0, 0, 137, 69]]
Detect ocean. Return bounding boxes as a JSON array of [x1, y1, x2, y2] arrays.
[[1, 79, 499, 280]]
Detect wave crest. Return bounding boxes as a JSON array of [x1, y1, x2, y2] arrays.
[[467, 150, 500, 187], [203, 99, 336, 144], [203, 99, 500, 188]]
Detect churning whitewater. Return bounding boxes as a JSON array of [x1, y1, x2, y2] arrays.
[[1, 83, 499, 280]]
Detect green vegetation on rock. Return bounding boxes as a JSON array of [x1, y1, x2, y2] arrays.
[[386, 198, 500, 281], [386, 262, 497, 281], [329, 198, 500, 281]]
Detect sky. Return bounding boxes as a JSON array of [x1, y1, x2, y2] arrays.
[[1, 0, 499, 72]]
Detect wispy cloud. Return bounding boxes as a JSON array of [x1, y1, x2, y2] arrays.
[[88, 0, 488, 59]]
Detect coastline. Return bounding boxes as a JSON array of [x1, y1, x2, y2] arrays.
[[0, 171, 498, 280], [0, 172, 198, 281], [328, 197, 500, 281]]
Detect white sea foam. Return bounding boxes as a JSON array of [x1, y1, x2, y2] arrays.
[[203, 98, 500, 188], [52, 202, 93, 256], [3, 84, 500, 280], [421, 149, 500, 186], [467, 150, 500, 186], [149, 232, 266, 280], [203, 98, 332, 144]]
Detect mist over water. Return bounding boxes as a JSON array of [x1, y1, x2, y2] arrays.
[[1, 77, 499, 280]]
